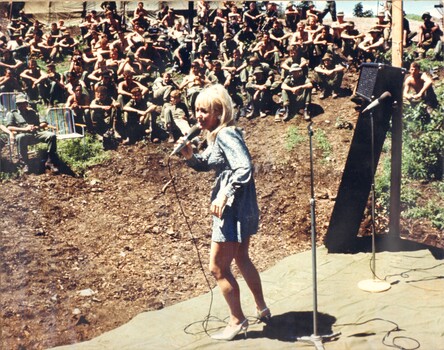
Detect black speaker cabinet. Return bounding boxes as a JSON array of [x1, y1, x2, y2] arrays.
[[356, 63, 405, 102], [324, 63, 405, 253]]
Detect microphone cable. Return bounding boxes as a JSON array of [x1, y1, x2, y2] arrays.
[[165, 156, 224, 337], [334, 318, 420, 350]]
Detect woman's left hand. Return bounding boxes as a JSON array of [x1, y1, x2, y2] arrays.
[[211, 195, 228, 219]]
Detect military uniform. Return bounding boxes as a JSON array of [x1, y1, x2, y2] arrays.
[[281, 74, 312, 110], [6, 107, 57, 163]]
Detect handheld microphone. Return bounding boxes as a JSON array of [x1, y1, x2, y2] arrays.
[[361, 91, 392, 113], [169, 124, 201, 157]]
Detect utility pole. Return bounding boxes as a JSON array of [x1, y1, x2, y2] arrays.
[[435, 1, 444, 28], [389, 0, 403, 237]]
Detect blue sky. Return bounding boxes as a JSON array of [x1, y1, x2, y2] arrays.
[[311, 1, 443, 17]]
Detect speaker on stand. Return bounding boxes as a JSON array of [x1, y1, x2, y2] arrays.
[[324, 63, 405, 257]]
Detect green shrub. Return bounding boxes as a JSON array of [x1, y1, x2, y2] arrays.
[[402, 89, 444, 180], [403, 201, 444, 230], [375, 74, 443, 230], [57, 135, 111, 176]]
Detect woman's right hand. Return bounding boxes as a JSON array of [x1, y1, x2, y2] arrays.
[[177, 136, 193, 159]]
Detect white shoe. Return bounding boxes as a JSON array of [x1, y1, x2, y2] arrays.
[[211, 319, 248, 341]]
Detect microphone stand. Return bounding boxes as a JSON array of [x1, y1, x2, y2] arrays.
[[357, 110, 391, 293], [297, 122, 340, 349]]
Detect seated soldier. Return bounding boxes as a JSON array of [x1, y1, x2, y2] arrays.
[[251, 32, 280, 69], [122, 87, 158, 144], [65, 84, 92, 132], [403, 61, 438, 110], [6, 94, 59, 174], [58, 30, 79, 58], [152, 71, 180, 105], [117, 69, 149, 108], [313, 52, 345, 99], [38, 63, 67, 106], [222, 48, 248, 93], [90, 86, 123, 139], [179, 61, 210, 115], [312, 25, 334, 65], [173, 35, 193, 74], [19, 58, 44, 102], [374, 11, 391, 50], [161, 89, 191, 143], [340, 21, 365, 63], [0, 49, 25, 77], [281, 44, 309, 78], [245, 65, 273, 119], [418, 12, 443, 60], [269, 19, 292, 55], [280, 63, 313, 122], [358, 28, 385, 62], [220, 32, 242, 63], [0, 68, 22, 93]]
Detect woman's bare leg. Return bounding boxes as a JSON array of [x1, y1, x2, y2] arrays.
[[234, 237, 267, 312], [209, 241, 245, 324]]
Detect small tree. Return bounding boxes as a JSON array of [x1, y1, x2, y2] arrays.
[[353, 2, 374, 17]]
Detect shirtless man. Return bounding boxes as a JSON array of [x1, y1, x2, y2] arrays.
[[403, 61, 438, 109]]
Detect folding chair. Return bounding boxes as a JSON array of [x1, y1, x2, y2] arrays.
[[0, 92, 18, 125], [0, 92, 19, 163], [46, 107, 86, 148]]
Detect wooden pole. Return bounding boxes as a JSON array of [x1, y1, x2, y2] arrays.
[[389, 0, 403, 237]]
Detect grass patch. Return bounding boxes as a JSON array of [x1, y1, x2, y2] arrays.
[[403, 200, 444, 230], [285, 126, 307, 151], [314, 128, 332, 160], [57, 134, 111, 176]]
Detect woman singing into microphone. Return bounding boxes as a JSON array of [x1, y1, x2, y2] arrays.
[[179, 84, 270, 341]]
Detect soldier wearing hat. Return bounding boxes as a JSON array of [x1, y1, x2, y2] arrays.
[[341, 21, 365, 62], [220, 32, 241, 63], [135, 37, 165, 73], [313, 53, 345, 99], [358, 27, 385, 61], [285, 3, 300, 32], [375, 11, 391, 48], [418, 12, 443, 60], [280, 63, 313, 121], [6, 94, 59, 174]]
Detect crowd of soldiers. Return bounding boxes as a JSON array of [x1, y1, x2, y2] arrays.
[[0, 1, 442, 174]]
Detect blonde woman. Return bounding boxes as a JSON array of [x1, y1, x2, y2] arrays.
[[179, 84, 270, 341]]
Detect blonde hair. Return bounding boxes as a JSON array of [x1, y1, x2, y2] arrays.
[[195, 84, 235, 142]]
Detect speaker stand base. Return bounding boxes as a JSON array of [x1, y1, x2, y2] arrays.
[[297, 333, 341, 350], [358, 279, 391, 293]]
